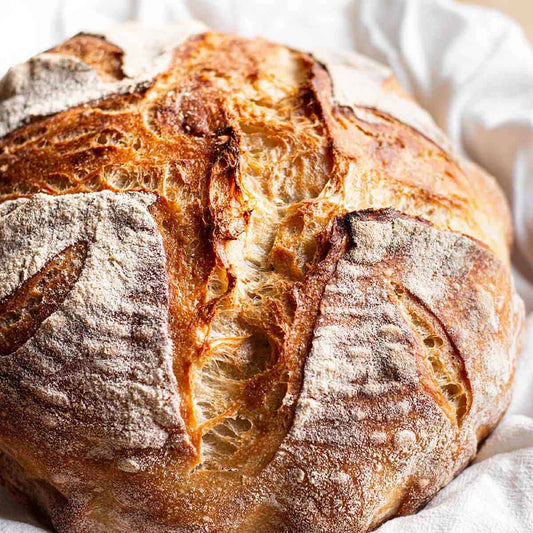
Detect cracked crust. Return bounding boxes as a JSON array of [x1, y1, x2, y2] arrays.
[[0, 25, 525, 533]]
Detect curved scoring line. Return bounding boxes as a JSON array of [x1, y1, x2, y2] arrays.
[[0, 241, 88, 356]]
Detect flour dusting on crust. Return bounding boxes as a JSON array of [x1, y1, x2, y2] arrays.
[[258, 210, 522, 532], [103, 21, 207, 79], [0, 21, 207, 137], [0, 191, 190, 467], [312, 49, 453, 151]]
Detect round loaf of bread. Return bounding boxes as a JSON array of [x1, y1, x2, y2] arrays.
[[0, 22, 525, 533]]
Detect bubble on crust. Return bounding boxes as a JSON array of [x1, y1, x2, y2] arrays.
[[117, 458, 141, 473], [292, 467, 305, 482], [369, 431, 388, 446], [393, 430, 416, 450], [417, 478, 430, 489]]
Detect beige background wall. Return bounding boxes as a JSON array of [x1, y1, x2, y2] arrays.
[[459, 0, 533, 41]]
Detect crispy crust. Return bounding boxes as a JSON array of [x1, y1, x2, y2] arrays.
[[0, 28, 525, 532]]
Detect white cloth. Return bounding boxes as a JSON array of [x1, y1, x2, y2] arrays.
[[0, 1, 532, 531]]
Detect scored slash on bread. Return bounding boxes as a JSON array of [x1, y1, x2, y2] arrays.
[[0, 23, 525, 533], [0, 241, 88, 356]]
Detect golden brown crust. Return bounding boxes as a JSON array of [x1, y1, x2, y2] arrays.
[[0, 28, 524, 532], [48, 33, 126, 82]]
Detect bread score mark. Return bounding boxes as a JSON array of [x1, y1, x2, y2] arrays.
[[344, 208, 499, 427], [390, 283, 471, 426], [0, 241, 88, 356]]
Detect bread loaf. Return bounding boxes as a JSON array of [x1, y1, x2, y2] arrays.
[[0, 22, 524, 532]]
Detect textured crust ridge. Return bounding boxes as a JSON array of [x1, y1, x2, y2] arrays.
[[0, 24, 524, 533], [311, 49, 452, 151]]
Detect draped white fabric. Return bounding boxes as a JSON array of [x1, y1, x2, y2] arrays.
[[0, 1, 532, 531]]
